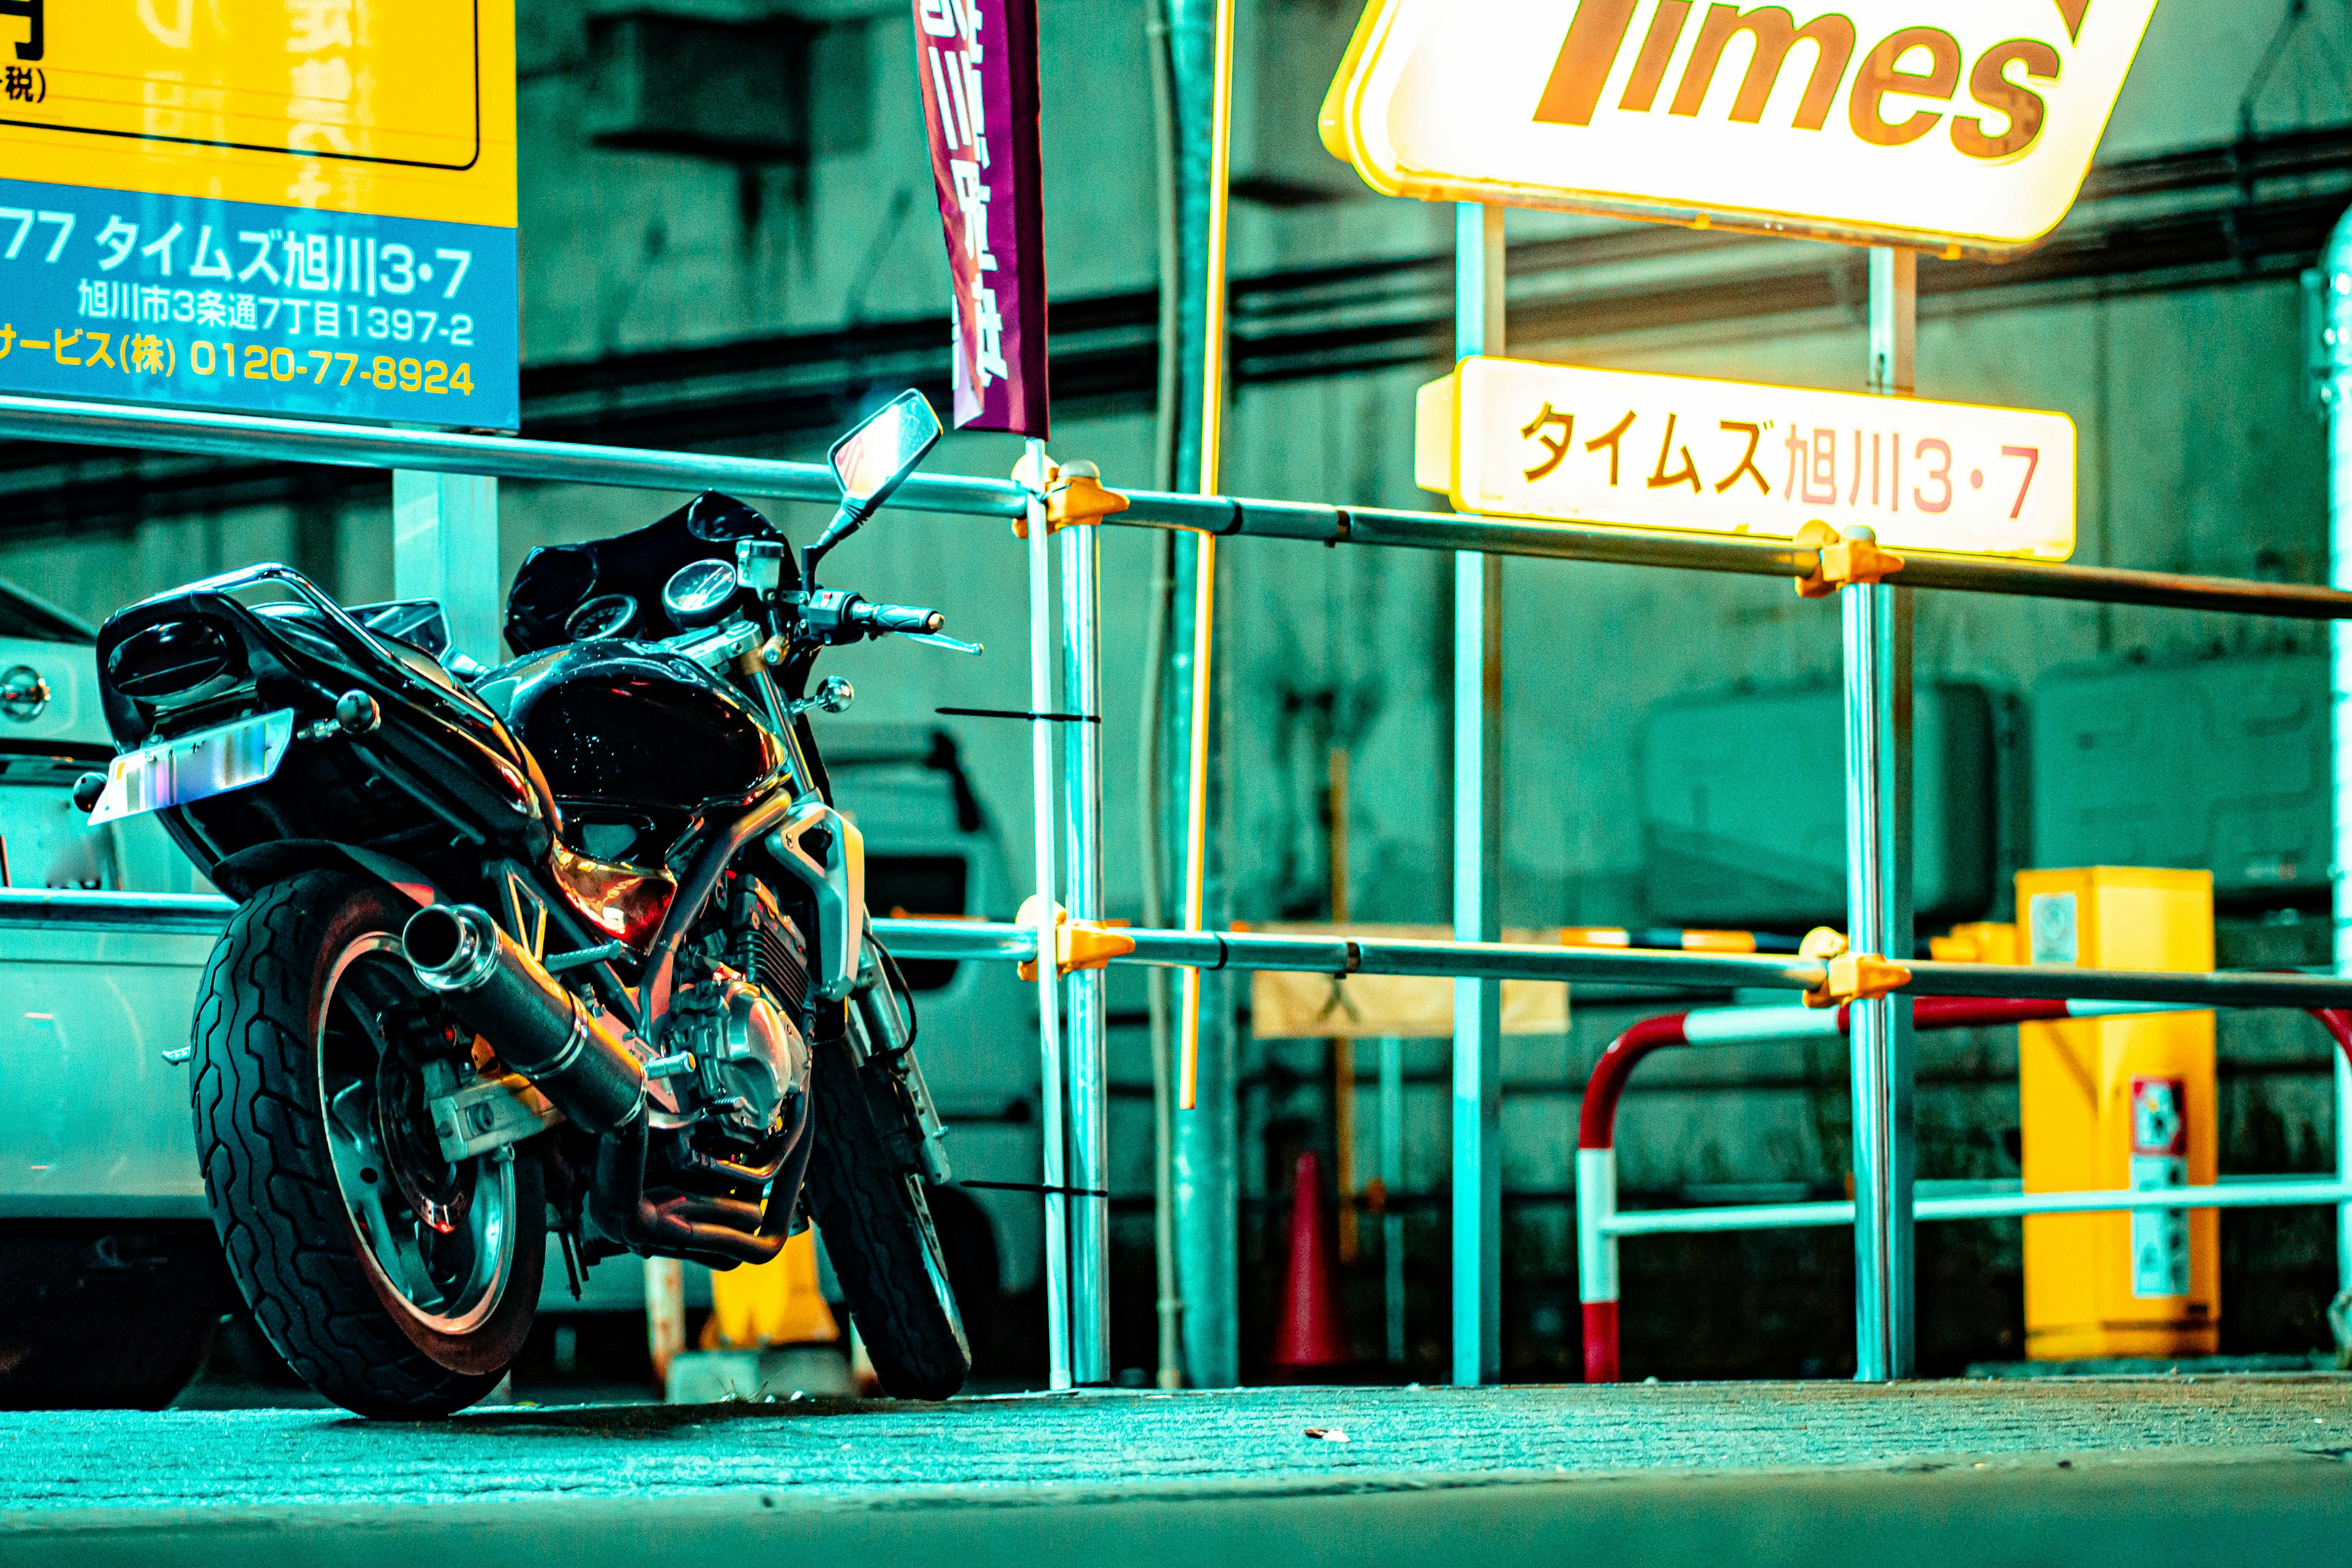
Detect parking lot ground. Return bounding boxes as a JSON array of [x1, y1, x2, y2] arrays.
[[6, 1377, 2350, 1566]]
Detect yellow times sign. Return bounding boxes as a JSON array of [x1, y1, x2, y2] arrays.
[[1, 0, 512, 225], [0, 1, 518, 426], [1419, 358, 2078, 560], [1321, 0, 2157, 258]]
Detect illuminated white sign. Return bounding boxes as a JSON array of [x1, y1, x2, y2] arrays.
[[1322, 0, 2158, 257], [1417, 358, 2078, 559]]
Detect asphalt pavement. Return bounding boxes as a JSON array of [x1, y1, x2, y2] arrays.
[[5, 1378, 2350, 1566]]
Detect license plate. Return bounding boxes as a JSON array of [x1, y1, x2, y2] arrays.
[[88, 709, 295, 826]]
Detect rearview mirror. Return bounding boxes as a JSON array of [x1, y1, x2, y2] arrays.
[[829, 391, 942, 511], [804, 390, 944, 584]]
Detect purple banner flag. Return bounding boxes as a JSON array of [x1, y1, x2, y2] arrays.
[[914, 0, 1049, 437]]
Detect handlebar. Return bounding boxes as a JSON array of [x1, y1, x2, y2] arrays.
[[846, 600, 946, 635]]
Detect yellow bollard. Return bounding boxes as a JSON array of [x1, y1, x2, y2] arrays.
[[2017, 867, 2220, 1359], [703, 1229, 840, 1351]]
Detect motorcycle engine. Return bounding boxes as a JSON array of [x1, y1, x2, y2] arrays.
[[664, 970, 809, 1141]]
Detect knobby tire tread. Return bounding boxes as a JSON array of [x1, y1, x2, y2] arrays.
[[189, 872, 536, 1419]]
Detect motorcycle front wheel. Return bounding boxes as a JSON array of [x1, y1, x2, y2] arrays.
[[189, 870, 543, 1419], [801, 1008, 970, 1400]]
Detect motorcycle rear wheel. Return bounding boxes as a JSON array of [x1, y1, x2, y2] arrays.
[[801, 1009, 970, 1400], [189, 870, 543, 1419]]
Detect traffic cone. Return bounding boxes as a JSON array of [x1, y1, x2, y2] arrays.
[[1268, 1151, 1349, 1378]]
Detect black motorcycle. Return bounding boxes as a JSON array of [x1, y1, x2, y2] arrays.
[[80, 392, 974, 1417]]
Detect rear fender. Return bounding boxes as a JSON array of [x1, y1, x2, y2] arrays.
[[209, 841, 442, 906]]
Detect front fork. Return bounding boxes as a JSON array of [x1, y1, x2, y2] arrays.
[[848, 923, 953, 1187]]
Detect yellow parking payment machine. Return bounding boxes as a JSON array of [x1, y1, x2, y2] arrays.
[[2017, 867, 2220, 1359]]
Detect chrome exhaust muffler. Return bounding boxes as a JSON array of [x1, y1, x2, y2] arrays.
[[402, 903, 647, 1135]]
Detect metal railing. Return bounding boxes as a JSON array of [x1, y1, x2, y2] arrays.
[[10, 391, 2352, 620], [10, 365, 2352, 1390], [18, 895, 2352, 1014], [1572, 997, 2352, 1382]]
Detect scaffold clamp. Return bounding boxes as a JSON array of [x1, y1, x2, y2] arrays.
[[1805, 951, 1913, 1009], [1011, 458, 1131, 538], [1016, 895, 1138, 981], [1794, 519, 1906, 599]]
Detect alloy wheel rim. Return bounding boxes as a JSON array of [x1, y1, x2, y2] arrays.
[[316, 932, 516, 1337]]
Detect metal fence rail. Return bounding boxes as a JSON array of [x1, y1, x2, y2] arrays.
[[9, 393, 2352, 621], [12, 353, 2352, 1392], [879, 917, 2352, 1011], [16, 895, 2352, 1025], [1572, 997, 2352, 1381], [1605, 1180, 2352, 1238]]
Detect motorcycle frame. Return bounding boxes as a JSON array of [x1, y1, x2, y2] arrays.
[[94, 558, 919, 1271]]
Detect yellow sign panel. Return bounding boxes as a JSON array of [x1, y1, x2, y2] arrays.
[[0, 1, 518, 426], [1, 0, 511, 225], [1419, 357, 2078, 560], [1322, 0, 2157, 257]]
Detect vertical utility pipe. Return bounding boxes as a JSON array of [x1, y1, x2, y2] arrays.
[[1139, 531, 1183, 1389], [1380, 1033, 1406, 1366], [1175, 0, 1235, 1112], [1024, 442, 1071, 1391], [1144, 0, 1185, 1392], [1060, 514, 1110, 1385], [1452, 202, 1506, 1387], [2326, 203, 2352, 1313], [1167, 0, 1239, 1390]]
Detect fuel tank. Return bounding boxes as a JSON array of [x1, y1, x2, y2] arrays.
[[477, 641, 786, 862]]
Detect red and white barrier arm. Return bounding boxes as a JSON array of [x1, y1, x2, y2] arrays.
[[1575, 995, 2217, 1384]]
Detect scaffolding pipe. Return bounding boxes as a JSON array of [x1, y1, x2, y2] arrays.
[[1452, 200, 1506, 1389], [9, 393, 2352, 620], [1021, 447, 1072, 1392], [1059, 509, 1110, 1385], [26, 895, 2352, 1013], [1841, 524, 1912, 1382], [862, 917, 2352, 1011]]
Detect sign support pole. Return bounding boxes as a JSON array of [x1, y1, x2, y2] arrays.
[[1024, 444, 1072, 1392], [1452, 201, 1505, 1387], [1060, 508, 1110, 1386], [1847, 246, 1918, 1381], [391, 472, 500, 666]]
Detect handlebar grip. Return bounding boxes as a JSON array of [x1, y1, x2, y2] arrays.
[[850, 600, 946, 635]]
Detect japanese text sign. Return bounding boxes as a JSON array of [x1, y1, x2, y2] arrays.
[[1321, 0, 2158, 258], [0, 0, 518, 429], [1418, 358, 2077, 559], [914, 0, 1048, 437]]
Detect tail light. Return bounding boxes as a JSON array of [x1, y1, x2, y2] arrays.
[[106, 619, 244, 706]]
